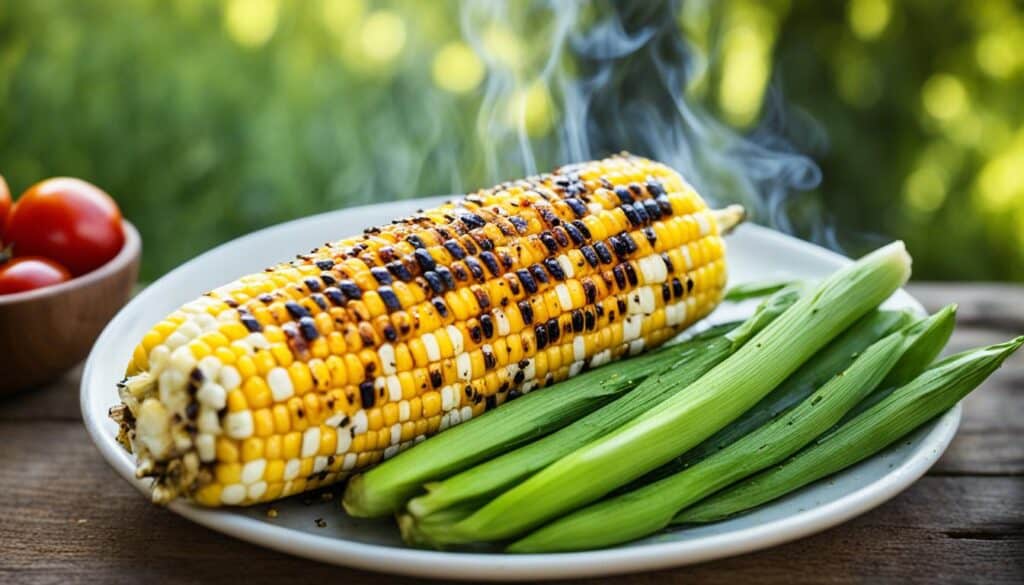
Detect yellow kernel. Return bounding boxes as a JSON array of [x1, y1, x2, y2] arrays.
[[309, 359, 331, 391], [241, 437, 264, 462], [270, 343, 293, 368], [226, 389, 248, 412], [253, 408, 274, 437], [272, 404, 291, 433], [220, 322, 249, 341], [243, 377, 272, 409], [216, 462, 242, 484], [265, 435, 282, 460], [422, 391, 441, 417], [382, 402, 399, 426], [288, 362, 314, 394], [282, 432, 302, 459], [320, 426, 337, 455], [235, 355, 257, 379], [216, 437, 239, 463], [214, 347, 236, 365], [265, 460, 284, 483]]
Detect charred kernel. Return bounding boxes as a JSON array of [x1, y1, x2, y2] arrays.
[[622, 204, 641, 227], [285, 301, 311, 319], [462, 238, 478, 255], [582, 279, 598, 304], [429, 368, 443, 389], [656, 194, 673, 215], [614, 186, 634, 204], [370, 267, 393, 285], [643, 226, 657, 245], [451, 263, 469, 282], [518, 300, 534, 325], [472, 287, 491, 310], [595, 304, 605, 317], [687, 276, 695, 293], [406, 234, 427, 249], [480, 314, 495, 338], [485, 395, 497, 410], [544, 257, 565, 280], [633, 202, 650, 224], [570, 310, 584, 332], [423, 271, 446, 294], [628, 182, 643, 195], [516, 270, 538, 294], [320, 273, 337, 286], [480, 251, 500, 276], [534, 324, 549, 350], [540, 208, 561, 226], [431, 297, 449, 318], [540, 232, 559, 254], [483, 346, 497, 369], [413, 248, 436, 272], [468, 322, 483, 344], [324, 287, 345, 306], [672, 277, 684, 298], [358, 323, 376, 347], [624, 263, 639, 286], [530, 264, 549, 285], [662, 283, 672, 301], [459, 213, 486, 229], [382, 323, 398, 342], [310, 294, 328, 311], [571, 220, 591, 240], [387, 261, 413, 282], [436, 266, 456, 290], [647, 179, 665, 196], [581, 245, 600, 267], [298, 317, 320, 341], [643, 199, 662, 219], [622, 233, 638, 254], [498, 250, 515, 270], [465, 257, 485, 281], [304, 278, 322, 293], [240, 313, 262, 333], [495, 219, 517, 237], [379, 287, 401, 312], [594, 241, 613, 264], [584, 309, 596, 331], [565, 198, 587, 218], [546, 319, 560, 343], [258, 294, 274, 304], [315, 259, 335, 270], [564, 223, 584, 245], [506, 275, 521, 296], [359, 381, 375, 408], [610, 235, 630, 258], [513, 369, 526, 384], [661, 252, 675, 273], [443, 240, 466, 260], [612, 265, 627, 290], [338, 280, 362, 300], [509, 216, 528, 234]]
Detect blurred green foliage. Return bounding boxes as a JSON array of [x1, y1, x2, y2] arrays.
[[0, 0, 1021, 281]]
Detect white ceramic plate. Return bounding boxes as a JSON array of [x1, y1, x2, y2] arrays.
[[81, 197, 960, 581]]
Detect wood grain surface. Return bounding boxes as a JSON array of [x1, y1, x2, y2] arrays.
[[1, 283, 1021, 584]]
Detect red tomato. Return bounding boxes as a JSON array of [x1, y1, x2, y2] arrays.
[[0, 174, 10, 239], [5, 178, 124, 276], [0, 256, 71, 294]]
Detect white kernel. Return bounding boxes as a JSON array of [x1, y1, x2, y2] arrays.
[[220, 484, 246, 505], [217, 309, 239, 322], [148, 345, 170, 376], [568, 360, 584, 377], [342, 453, 357, 470], [456, 353, 472, 381], [379, 344, 397, 375], [158, 370, 187, 410], [248, 482, 267, 500], [218, 366, 241, 391], [194, 313, 217, 333], [196, 434, 216, 462], [267, 368, 294, 401], [283, 459, 301, 481], [555, 284, 573, 311], [681, 247, 693, 270], [441, 386, 455, 411], [439, 412, 450, 431], [246, 333, 270, 351], [197, 407, 222, 434], [449, 408, 462, 426], [639, 287, 656, 314], [493, 309, 511, 336], [224, 411, 254, 439], [390, 423, 402, 445], [313, 456, 328, 473], [164, 332, 188, 350], [629, 338, 646, 355], [242, 459, 266, 484], [325, 413, 345, 427], [446, 325, 464, 355], [178, 321, 201, 340], [335, 427, 352, 454], [386, 375, 402, 401], [399, 400, 410, 421], [573, 336, 586, 361], [523, 358, 536, 380], [196, 356, 222, 381], [169, 346, 197, 374], [351, 411, 368, 434], [422, 333, 441, 362], [301, 427, 321, 458], [590, 349, 612, 367], [557, 254, 574, 278], [384, 445, 399, 459], [695, 212, 710, 236], [460, 406, 473, 421], [623, 315, 643, 341]]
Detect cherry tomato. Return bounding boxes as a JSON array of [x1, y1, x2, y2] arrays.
[[5, 178, 124, 276], [0, 174, 10, 239], [0, 256, 71, 295]]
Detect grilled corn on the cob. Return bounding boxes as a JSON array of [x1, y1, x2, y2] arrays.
[[111, 154, 743, 506]]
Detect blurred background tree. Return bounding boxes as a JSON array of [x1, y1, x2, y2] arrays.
[[0, 0, 1020, 281]]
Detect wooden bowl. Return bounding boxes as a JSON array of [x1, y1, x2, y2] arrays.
[[0, 222, 140, 394]]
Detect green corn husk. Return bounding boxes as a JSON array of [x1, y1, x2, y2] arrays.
[[403, 286, 803, 520], [675, 335, 1024, 524], [406, 242, 912, 545], [507, 307, 955, 552], [341, 318, 739, 518], [724, 280, 799, 302]]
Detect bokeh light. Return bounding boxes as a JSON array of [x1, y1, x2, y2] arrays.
[[223, 0, 280, 49], [847, 0, 891, 41], [432, 42, 485, 94], [359, 11, 406, 64], [922, 74, 968, 121]]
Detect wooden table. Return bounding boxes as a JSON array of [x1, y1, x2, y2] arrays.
[[2, 283, 1021, 584]]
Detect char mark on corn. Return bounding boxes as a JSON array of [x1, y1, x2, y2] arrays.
[[112, 153, 735, 506]]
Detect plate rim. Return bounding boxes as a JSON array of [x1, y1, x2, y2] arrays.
[[80, 200, 961, 581]]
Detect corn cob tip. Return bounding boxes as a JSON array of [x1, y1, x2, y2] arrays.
[[712, 204, 745, 235]]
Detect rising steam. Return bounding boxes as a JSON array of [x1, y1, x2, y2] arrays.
[[458, 0, 822, 234]]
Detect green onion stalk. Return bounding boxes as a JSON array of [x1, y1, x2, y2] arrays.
[[507, 306, 955, 552], [402, 286, 804, 522], [675, 335, 1024, 524], [405, 241, 912, 546], [342, 314, 742, 517]]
